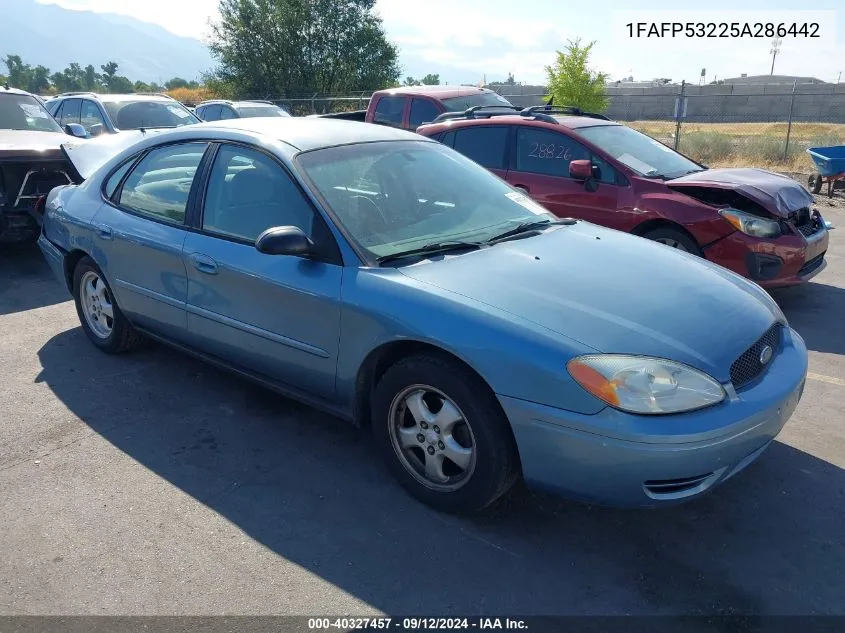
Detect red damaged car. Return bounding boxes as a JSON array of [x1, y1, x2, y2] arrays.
[[416, 106, 830, 288]]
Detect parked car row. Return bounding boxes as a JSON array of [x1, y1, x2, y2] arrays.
[[37, 116, 809, 513]]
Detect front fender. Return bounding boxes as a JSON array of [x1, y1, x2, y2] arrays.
[[335, 268, 606, 416]]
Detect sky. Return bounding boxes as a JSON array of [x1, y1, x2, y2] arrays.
[[36, 0, 845, 86]]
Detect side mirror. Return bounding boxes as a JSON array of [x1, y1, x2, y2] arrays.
[[88, 123, 104, 137], [569, 159, 593, 181], [255, 226, 314, 257], [65, 123, 88, 138]]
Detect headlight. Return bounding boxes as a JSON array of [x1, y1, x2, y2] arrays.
[[720, 208, 781, 238], [567, 355, 725, 415]]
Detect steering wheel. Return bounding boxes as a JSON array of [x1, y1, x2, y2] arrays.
[[348, 194, 389, 233]]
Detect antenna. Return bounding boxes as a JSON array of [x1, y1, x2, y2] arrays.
[[770, 37, 782, 75]]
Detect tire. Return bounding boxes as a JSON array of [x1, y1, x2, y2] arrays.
[[372, 353, 519, 514], [808, 173, 823, 194], [642, 226, 702, 256], [72, 256, 142, 354]]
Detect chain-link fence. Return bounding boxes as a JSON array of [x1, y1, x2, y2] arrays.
[[269, 84, 845, 173]]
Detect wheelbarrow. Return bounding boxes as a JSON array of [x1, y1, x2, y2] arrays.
[[807, 145, 845, 197]]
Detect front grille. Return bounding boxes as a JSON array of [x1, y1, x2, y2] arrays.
[[799, 252, 826, 276], [729, 323, 783, 389], [790, 207, 822, 238]]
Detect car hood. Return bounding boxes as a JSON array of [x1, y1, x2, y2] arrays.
[[398, 222, 780, 383], [667, 167, 814, 217], [0, 130, 70, 159]]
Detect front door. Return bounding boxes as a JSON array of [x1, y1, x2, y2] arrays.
[[451, 125, 510, 181], [182, 143, 343, 398], [91, 142, 208, 341], [507, 127, 622, 228]]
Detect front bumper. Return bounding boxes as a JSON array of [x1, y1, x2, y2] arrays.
[[499, 328, 807, 508], [703, 221, 829, 288]]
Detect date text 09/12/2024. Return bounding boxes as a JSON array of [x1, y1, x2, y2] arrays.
[[625, 22, 820, 38], [307, 617, 528, 630]]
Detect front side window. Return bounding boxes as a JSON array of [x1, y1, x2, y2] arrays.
[[575, 124, 703, 179], [80, 100, 106, 134], [453, 126, 509, 170], [0, 94, 64, 133], [218, 106, 237, 120], [515, 128, 591, 177], [201, 104, 221, 121], [298, 141, 555, 260], [202, 145, 315, 242], [58, 98, 81, 127], [118, 143, 208, 223], [103, 100, 201, 130], [372, 96, 406, 127], [409, 99, 441, 128]]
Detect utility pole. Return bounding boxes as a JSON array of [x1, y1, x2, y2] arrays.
[[770, 37, 782, 75]]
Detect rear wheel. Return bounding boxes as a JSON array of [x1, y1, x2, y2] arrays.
[[642, 227, 702, 256], [372, 354, 519, 514], [73, 257, 142, 353]]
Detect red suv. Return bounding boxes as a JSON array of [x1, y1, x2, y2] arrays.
[[417, 106, 830, 288]]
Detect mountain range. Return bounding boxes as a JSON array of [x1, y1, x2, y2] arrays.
[[0, 0, 214, 83]]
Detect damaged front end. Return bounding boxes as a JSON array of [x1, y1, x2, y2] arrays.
[[667, 168, 830, 286], [0, 155, 78, 243]]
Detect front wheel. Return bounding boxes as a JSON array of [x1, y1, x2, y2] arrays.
[[372, 354, 519, 514], [642, 227, 702, 256], [73, 256, 142, 353]]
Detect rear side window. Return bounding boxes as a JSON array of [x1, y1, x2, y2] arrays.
[[515, 128, 590, 177], [219, 106, 237, 120], [118, 143, 208, 224], [409, 99, 441, 129], [80, 100, 106, 133], [104, 158, 136, 199], [452, 126, 509, 170], [373, 96, 406, 127]]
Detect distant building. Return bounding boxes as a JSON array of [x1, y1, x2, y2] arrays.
[[718, 74, 827, 85]]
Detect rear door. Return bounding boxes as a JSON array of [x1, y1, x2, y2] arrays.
[[451, 125, 510, 180], [506, 126, 623, 227], [181, 143, 343, 398], [92, 141, 209, 341]]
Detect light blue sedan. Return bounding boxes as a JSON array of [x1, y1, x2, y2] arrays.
[[38, 118, 808, 513]]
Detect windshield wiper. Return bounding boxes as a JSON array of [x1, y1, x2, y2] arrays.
[[486, 219, 576, 244], [377, 241, 482, 265]]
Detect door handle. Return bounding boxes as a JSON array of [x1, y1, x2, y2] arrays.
[[189, 253, 218, 275], [94, 223, 113, 240], [514, 185, 530, 194]]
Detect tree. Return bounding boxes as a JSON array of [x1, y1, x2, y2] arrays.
[[109, 75, 134, 93], [84, 64, 101, 91], [165, 77, 190, 90], [29, 65, 51, 94], [403, 76, 420, 86], [545, 39, 608, 112], [209, 0, 401, 98], [4, 55, 32, 90], [100, 61, 119, 92], [134, 80, 152, 92], [420, 73, 440, 85]]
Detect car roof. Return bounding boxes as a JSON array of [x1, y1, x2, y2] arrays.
[[419, 114, 621, 134], [0, 86, 36, 97], [158, 117, 432, 152], [374, 85, 499, 99]]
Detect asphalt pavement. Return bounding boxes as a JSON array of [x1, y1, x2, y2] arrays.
[[1, 205, 844, 617]]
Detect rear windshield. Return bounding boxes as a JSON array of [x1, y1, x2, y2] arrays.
[[440, 93, 513, 111], [103, 100, 201, 130], [0, 94, 63, 133], [236, 105, 290, 118]]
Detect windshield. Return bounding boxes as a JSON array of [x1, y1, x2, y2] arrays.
[[236, 105, 290, 118], [0, 94, 63, 133], [440, 92, 513, 110], [576, 124, 703, 179], [103, 100, 201, 130], [297, 141, 556, 261]]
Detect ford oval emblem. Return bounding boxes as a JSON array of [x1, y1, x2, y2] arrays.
[[759, 345, 773, 365]]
